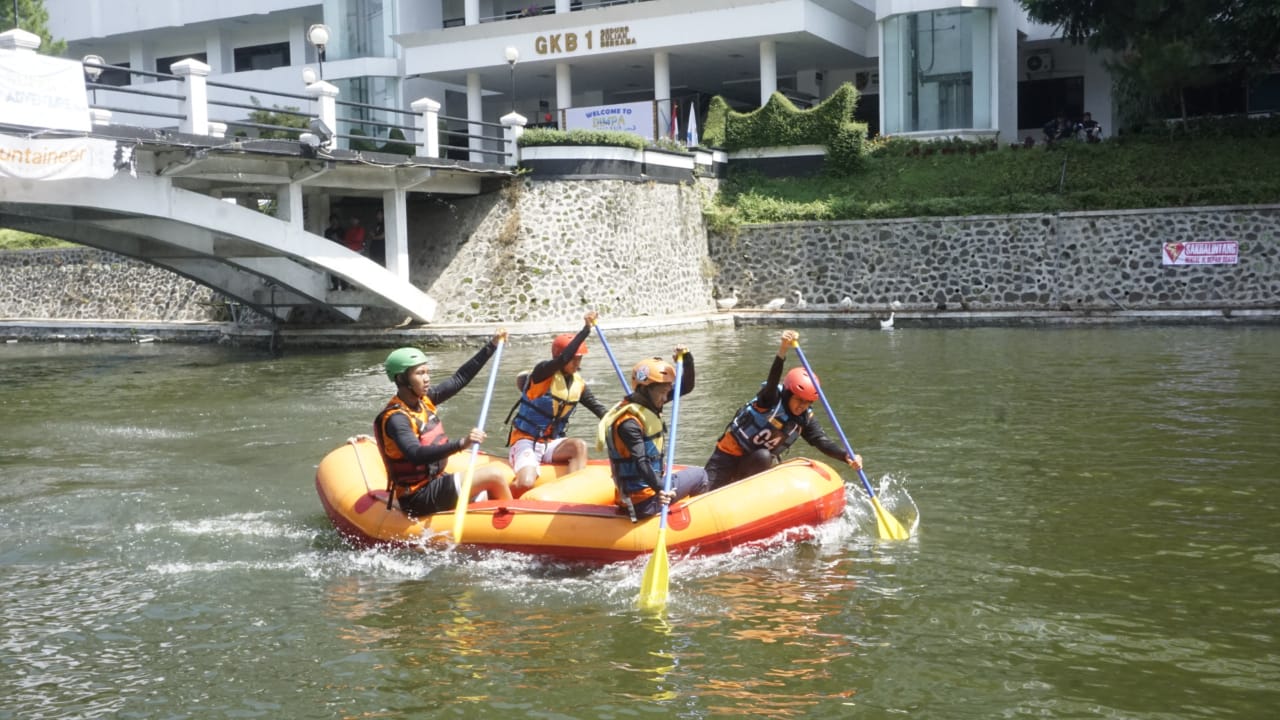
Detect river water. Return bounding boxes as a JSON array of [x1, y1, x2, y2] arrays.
[[2, 325, 1277, 719]]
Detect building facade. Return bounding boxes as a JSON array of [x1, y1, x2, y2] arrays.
[[46, 0, 1115, 147]]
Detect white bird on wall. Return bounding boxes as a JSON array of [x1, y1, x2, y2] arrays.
[[838, 296, 854, 311], [792, 290, 807, 309], [880, 312, 895, 330], [891, 299, 903, 311], [715, 287, 738, 310], [763, 297, 786, 311]]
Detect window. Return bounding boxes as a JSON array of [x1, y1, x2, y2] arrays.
[[1018, 76, 1084, 129], [155, 53, 208, 75], [234, 42, 291, 72], [98, 61, 131, 87], [882, 8, 993, 133]]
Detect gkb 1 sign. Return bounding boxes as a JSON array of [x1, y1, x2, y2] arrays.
[[1162, 241, 1239, 265]]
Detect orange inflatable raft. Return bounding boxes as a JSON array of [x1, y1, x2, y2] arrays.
[[315, 435, 847, 563]]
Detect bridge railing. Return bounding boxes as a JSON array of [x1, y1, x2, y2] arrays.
[[80, 58, 525, 166]]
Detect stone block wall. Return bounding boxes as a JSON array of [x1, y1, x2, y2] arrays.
[[710, 205, 1280, 311], [412, 178, 718, 323], [4, 199, 1277, 326], [0, 248, 228, 321]]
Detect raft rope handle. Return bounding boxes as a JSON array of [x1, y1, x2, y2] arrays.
[[347, 435, 376, 494]]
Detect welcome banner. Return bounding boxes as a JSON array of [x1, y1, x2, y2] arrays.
[[0, 136, 121, 180], [0, 48, 91, 132], [564, 100, 656, 141]]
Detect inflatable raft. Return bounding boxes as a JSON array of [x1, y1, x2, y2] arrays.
[[315, 435, 847, 563]]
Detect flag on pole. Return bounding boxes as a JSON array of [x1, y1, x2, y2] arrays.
[[668, 102, 679, 140], [685, 103, 699, 147]]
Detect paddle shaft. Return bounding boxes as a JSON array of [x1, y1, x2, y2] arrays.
[[592, 324, 632, 395], [792, 344, 879, 501], [638, 352, 684, 610], [658, 353, 685, 526], [452, 338, 506, 542]]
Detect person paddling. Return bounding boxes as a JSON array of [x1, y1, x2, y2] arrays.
[[597, 349, 708, 521], [703, 329, 862, 490], [373, 333, 513, 517], [506, 311, 609, 494]]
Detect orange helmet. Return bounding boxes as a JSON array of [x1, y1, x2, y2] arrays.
[[783, 367, 819, 402], [551, 333, 588, 358], [631, 357, 676, 387]]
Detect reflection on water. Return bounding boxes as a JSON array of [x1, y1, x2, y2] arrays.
[[2, 326, 1279, 718]]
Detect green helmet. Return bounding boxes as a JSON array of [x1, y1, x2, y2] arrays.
[[384, 347, 428, 381]]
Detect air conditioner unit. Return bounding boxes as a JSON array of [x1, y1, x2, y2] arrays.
[[1025, 51, 1053, 73]]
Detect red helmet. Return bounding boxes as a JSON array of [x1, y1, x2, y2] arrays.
[[551, 333, 588, 358], [783, 367, 819, 402]]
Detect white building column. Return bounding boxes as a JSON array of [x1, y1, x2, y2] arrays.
[[654, 51, 671, 140], [465, 0, 479, 25], [556, 63, 572, 127], [412, 97, 441, 157], [289, 18, 308, 74], [173, 58, 211, 135], [759, 39, 777, 106], [278, 182, 305, 226], [467, 72, 483, 163], [307, 80, 339, 144], [555, 0, 571, 12], [383, 189, 409, 281], [204, 27, 230, 75], [130, 42, 155, 83], [0, 28, 40, 51]]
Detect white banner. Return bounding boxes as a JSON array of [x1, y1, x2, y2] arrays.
[[0, 49, 91, 132], [564, 100, 655, 141], [1162, 241, 1239, 266], [0, 136, 121, 180]]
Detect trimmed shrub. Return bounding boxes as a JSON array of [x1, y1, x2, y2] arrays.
[[380, 128, 415, 155], [518, 128, 647, 150]]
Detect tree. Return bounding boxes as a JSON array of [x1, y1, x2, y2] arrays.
[[1, 0, 66, 55], [1021, 0, 1280, 127], [245, 96, 309, 140]]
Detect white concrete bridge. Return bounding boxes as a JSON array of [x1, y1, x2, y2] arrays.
[[0, 29, 524, 324]]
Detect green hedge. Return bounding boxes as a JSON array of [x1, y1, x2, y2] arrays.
[[714, 128, 1280, 223], [518, 128, 647, 150]]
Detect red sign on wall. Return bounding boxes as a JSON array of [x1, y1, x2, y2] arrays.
[[1162, 241, 1239, 265]]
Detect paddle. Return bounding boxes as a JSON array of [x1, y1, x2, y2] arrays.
[[638, 352, 684, 610], [451, 337, 506, 543], [792, 343, 910, 540], [592, 322, 632, 395]]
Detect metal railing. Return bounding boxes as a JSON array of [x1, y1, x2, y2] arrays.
[[78, 58, 524, 165]]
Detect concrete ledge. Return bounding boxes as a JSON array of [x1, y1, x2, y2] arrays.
[[6, 308, 1278, 348]]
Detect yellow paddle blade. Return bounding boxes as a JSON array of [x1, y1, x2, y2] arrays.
[[638, 526, 670, 610], [871, 496, 911, 540]]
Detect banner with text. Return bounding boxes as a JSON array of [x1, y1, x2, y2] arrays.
[[1162, 241, 1239, 266], [563, 100, 655, 141], [0, 49, 91, 132], [0, 136, 121, 180]]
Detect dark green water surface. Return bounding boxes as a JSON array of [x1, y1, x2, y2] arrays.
[[2, 325, 1277, 719]]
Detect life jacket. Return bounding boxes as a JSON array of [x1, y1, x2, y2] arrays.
[[597, 400, 665, 506], [373, 395, 450, 499], [714, 386, 808, 457], [507, 370, 585, 444]]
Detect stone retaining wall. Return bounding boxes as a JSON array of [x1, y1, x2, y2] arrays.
[[2, 193, 1277, 326], [710, 205, 1280, 312]]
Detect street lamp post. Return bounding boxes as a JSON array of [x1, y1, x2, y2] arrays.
[[82, 54, 104, 105], [308, 24, 331, 80], [504, 46, 519, 114]]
